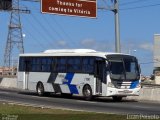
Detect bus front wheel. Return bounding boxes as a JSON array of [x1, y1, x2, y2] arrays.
[[83, 85, 93, 101], [36, 82, 44, 96]]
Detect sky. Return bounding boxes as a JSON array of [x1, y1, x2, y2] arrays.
[[0, 0, 160, 76]]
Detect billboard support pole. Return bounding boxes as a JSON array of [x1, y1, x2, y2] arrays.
[[113, 0, 121, 53], [98, 0, 121, 53]]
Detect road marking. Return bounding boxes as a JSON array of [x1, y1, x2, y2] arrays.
[[134, 105, 151, 109], [0, 91, 10, 94], [76, 100, 97, 104]]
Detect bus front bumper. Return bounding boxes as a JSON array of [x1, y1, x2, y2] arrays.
[[106, 87, 141, 97]]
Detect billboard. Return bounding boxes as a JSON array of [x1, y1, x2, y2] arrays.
[[0, 0, 12, 10], [41, 0, 97, 18], [154, 34, 160, 68]]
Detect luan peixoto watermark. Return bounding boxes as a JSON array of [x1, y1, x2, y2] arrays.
[[127, 114, 160, 120], [1, 114, 18, 120]]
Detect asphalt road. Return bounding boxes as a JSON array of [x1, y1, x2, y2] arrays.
[[0, 88, 160, 115]]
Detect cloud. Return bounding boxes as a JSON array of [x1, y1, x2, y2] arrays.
[[139, 43, 153, 51], [57, 40, 67, 46], [80, 38, 114, 51], [80, 39, 96, 47], [121, 41, 153, 53]]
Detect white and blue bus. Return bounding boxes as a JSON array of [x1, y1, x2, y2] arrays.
[[17, 49, 141, 101]]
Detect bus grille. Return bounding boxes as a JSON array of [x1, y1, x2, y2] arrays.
[[114, 81, 131, 89]]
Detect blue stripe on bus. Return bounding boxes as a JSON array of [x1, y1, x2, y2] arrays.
[[63, 73, 79, 94], [130, 80, 139, 89]]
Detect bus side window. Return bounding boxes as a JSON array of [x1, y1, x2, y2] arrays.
[[82, 57, 94, 74], [25, 58, 31, 72], [52, 58, 57, 72], [56, 57, 66, 73], [31, 57, 41, 72], [67, 57, 81, 72], [41, 57, 52, 72], [19, 57, 31, 72], [19, 57, 24, 71]]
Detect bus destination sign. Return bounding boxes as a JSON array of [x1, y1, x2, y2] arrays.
[[41, 0, 97, 18]]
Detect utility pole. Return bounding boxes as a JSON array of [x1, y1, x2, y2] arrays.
[[113, 0, 121, 53], [4, 0, 30, 68], [99, 0, 121, 53]]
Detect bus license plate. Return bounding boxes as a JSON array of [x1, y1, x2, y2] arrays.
[[118, 90, 132, 94]]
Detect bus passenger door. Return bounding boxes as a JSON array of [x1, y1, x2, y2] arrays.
[[24, 60, 30, 90], [95, 60, 105, 94]]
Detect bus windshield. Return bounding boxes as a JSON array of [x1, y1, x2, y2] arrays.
[[107, 55, 140, 81]]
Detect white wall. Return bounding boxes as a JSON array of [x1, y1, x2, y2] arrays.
[[0, 77, 17, 88], [127, 87, 160, 102]]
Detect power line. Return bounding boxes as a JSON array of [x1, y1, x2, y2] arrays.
[[51, 16, 78, 48], [98, 0, 160, 11], [23, 3, 77, 48], [29, 9, 76, 47], [42, 15, 66, 41], [31, 13, 57, 47], [21, 6, 79, 49], [120, 3, 160, 10], [42, 15, 78, 48], [102, 0, 108, 6], [21, 0, 40, 2], [23, 14, 54, 48], [120, 0, 150, 6], [22, 21, 46, 50], [140, 60, 160, 65], [140, 62, 154, 65]]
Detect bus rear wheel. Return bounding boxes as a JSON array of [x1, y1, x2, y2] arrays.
[[83, 85, 93, 101], [36, 82, 44, 96], [112, 96, 123, 102]]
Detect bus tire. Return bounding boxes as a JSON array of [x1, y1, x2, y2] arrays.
[[36, 82, 45, 96], [112, 96, 123, 102], [83, 85, 93, 101]]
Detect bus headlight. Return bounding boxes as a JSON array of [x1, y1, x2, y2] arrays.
[[108, 82, 115, 88], [136, 83, 141, 88]]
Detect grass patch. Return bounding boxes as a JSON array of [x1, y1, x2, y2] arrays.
[[0, 102, 127, 120]]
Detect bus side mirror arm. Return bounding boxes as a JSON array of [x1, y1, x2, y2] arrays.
[[138, 64, 141, 74], [94, 67, 98, 77]]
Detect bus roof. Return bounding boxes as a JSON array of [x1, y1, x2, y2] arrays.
[[19, 49, 130, 58], [43, 49, 97, 53]]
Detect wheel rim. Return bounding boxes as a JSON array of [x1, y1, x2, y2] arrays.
[[37, 83, 43, 95], [84, 86, 91, 97]]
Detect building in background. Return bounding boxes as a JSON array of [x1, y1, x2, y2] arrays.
[[153, 34, 160, 84], [0, 67, 17, 76]]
